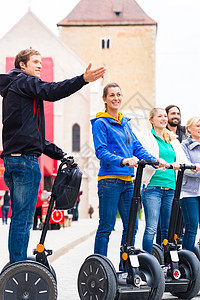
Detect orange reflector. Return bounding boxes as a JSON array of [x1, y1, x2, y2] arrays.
[[36, 244, 45, 253], [163, 239, 168, 246], [122, 252, 128, 261], [174, 234, 177, 240]]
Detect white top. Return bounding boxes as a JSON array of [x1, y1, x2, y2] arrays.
[[138, 131, 191, 187]]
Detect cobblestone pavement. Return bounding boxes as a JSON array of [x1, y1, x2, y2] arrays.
[[0, 218, 200, 299], [53, 218, 200, 300]]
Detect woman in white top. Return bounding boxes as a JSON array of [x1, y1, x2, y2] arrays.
[[140, 108, 191, 254]]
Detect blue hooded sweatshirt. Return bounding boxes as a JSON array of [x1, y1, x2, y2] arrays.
[[91, 112, 156, 177]]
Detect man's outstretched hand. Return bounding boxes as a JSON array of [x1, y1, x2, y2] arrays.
[[84, 63, 106, 82]]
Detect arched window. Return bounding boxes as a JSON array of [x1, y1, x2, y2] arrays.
[[72, 123, 80, 152]]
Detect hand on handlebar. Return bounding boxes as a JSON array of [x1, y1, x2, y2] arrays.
[[155, 158, 168, 169], [167, 162, 181, 171], [61, 156, 74, 165], [122, 157, 138, 168], [193, 163, 200, 173]]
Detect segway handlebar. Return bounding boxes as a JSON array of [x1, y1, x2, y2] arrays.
[[166, 164, 196, 171], [61, 156, 74, 165], [126, 159, 159, 167]]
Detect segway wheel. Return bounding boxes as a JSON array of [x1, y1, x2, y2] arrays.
[[194, 243, 200, 260], [138, 253, 165, 300], [171, 249, 200, 299], [0, 261, 57, 300], [152, 244, 164, 265], [78, 254, 117, 300]]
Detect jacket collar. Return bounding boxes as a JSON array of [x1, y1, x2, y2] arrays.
[[91, 112, 130, 126], [183, 136, 200, 150]]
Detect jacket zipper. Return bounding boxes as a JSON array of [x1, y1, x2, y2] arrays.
[[37, 107, 40, 132], [33, 99, 40, 132]]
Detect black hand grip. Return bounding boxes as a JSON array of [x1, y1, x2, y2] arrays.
[[125, 159, 159, 167], [138, 159, 159, 166], [60, 156, 74, 169], [126, 159, 159, 167], [180, 164, 196, 170], [166, 165, 173, 169], [166, 164, 196, 170]]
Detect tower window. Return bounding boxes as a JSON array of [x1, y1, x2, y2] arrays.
[[72, 123, 80, 152], [101, 39, 111, 49]]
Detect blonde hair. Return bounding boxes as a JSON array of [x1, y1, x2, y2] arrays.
[[186, 117, 200, 133], [149, 107, 176, 143]]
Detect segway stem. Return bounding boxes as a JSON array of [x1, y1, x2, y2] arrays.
[[167, 170, 184, 243], [125, 159, 158, 247], [39, 194, 55, 246], [125, 163, 144, 247], [164, 164, 196, 257]]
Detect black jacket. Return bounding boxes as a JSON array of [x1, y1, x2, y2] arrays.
[[0, 68, 88, 157]]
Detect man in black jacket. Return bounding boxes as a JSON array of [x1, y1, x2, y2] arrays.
[[0, 48, 105, 263], [165, 104, 187, 142]]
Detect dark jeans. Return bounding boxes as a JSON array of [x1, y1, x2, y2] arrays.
[[2, 206, 10, 224], [94, 179, 138, 269], [180, 196, 200, 251], [73, 202, 80, 221], [4, 155, 41, 263]]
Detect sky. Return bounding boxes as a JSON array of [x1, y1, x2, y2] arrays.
[[0, 0, 200, 124]]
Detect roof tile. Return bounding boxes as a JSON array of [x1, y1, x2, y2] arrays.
[[57, 0, 156, 26]]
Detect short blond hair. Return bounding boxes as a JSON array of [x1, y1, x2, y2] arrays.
[[149, 107, 177, 143], [186, 117, 200, 133]]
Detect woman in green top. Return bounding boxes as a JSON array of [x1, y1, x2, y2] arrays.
[[140, 107, 188, 254]]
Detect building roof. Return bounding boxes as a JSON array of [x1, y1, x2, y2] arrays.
[[57, 0, 156, 26]]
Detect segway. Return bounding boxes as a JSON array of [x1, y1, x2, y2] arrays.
[[77, 159, 165, 300], [152, 164, 200, 299], [0, 156, 82, 300]]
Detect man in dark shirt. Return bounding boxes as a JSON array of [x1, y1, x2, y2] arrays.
[[0, 49, 105, 263], [156, 104, 187, 245], [165, 104, 187, 142]]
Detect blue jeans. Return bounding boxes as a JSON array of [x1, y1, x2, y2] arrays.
[[180, 196, 200, 251], [142, 186, 174, 254], [94, 179, 138, 267], [3, 155, 41, 263]]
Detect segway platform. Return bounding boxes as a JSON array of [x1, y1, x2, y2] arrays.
[[152, 164, 200, 299], [78, 160, 165, 300]]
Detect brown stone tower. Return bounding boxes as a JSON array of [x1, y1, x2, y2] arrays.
[[57, 0, 157, 132]]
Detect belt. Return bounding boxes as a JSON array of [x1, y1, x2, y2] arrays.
[[157, 187, 171, 191], [9, 154, 39, 158]]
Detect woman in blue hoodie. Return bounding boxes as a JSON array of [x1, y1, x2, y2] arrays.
[[91, 82, 167, 268]]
